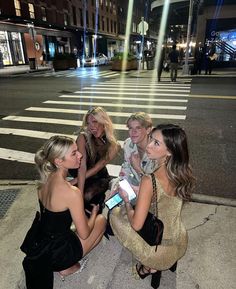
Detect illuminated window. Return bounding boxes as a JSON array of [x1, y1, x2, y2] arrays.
[[41, 7, 47, 21], [28, 3, 35, 19], [14, 0, 21, 17]]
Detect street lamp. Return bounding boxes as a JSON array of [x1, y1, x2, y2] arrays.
[[182, 0, 194, 75]]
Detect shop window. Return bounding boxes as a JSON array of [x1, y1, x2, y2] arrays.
[[41, 7, 47, 21], [28, 3, 35, 19], [0, 31, 12, 65], [14, 0, 21, 17], [11, 32, 25, 65]]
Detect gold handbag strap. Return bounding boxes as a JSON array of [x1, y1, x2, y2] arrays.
[[151, 173, 157, 217]]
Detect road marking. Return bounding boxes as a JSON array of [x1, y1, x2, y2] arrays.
[[82, 87, 190, 93], [59, 94, 188, 103], [44, 100, 187, 110], [0, 127, 76, 139], [74, 91, 189, 97], [0, 128, 124, 147], [26, 107, 186, 120], [188, 94, 236, 100], [0, 147, 121, 176], [91, 83, 191, 89]]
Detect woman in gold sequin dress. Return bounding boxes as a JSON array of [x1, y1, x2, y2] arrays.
[[110, 124, 195, 289]]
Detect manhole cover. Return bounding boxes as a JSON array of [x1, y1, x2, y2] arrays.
[[0, 189, 19, 219]]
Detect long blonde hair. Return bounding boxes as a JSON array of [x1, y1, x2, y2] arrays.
[[80, 107, 120, 160], [35, 135, 75, 187]]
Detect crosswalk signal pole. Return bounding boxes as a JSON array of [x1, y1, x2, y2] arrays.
[[183, 0, 194, 75], [141, 17, 145, 70]]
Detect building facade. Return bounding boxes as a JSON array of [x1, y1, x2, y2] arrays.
[[0, 0, 153, 67]]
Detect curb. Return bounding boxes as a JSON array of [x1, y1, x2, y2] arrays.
[[0, 180, 235, 207]]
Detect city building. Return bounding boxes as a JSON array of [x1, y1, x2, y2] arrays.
[[0, 0, 154, 67], [150, 0, 236, 65]]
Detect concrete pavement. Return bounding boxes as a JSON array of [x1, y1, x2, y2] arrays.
[[0, 63, 236, 78], [0, 180, 235, 289]]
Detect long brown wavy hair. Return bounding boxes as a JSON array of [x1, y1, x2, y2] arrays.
[[152, 124, 195, 201]]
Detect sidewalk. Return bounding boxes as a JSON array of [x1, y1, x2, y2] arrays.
[[0, 64, 52, 77], [0, 181, 235, 289], [0, 64, 236, 78]]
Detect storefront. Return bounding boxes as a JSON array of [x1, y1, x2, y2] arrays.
[[0, 21, 74, 67], [0, 30, 25, 66]]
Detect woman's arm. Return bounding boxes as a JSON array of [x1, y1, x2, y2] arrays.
[[77, 134, 87, 194], [67, 185, 99, 240], [85, 142, 120, 179], [120, 175, 153, 231]]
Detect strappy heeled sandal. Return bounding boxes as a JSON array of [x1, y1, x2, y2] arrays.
[[136, 263, 151, 279], [58, 258, 88, 281]]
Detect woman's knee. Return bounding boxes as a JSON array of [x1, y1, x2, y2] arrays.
[[95, 214, 107, 232]]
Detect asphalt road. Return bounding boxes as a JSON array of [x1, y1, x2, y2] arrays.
[[0, 68, 235, 199]]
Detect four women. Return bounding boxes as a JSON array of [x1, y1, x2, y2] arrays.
[[21, 107, 195, 289]]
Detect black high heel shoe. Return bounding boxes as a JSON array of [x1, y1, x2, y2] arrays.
[[169, 262, 177, 272], [151, 271, 162, 289], [136, 264, 151, 279]]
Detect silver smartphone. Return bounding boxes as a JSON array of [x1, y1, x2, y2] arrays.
[[105, 179, 136, 210]]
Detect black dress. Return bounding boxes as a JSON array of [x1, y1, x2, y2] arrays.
[[21, 200, 83, 289], [69, 132, 112, 207]]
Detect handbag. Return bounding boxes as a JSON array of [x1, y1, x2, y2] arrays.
[[137, 173, 164, 251]]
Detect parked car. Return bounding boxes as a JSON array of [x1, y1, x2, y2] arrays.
[[82, 53, 109, 66]]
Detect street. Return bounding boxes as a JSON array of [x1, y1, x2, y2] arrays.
[[0, 67, 235, 199]]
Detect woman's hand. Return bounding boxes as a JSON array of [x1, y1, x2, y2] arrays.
[[118, 187, 129, 203], [91, 204, 99, 215], [131, 185, 139, 196], [130, 152, 142, 174]]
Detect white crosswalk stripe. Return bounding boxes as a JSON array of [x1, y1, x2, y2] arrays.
[[0, 76, 191, 177], [32, 69, 122, 79], [58, 94, 188, 103]]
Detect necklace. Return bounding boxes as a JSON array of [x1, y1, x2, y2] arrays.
[[154, 161, 166, 172]]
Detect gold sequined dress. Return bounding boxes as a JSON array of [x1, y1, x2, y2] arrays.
[[109, 177, 188, 270]]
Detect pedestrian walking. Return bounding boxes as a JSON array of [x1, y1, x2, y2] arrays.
[[157, 48, 165, 82], [168, 44, 179, 82]]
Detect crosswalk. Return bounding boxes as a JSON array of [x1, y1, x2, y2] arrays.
[[0, 76, 192, 178], [30, 69, 128, 79]]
